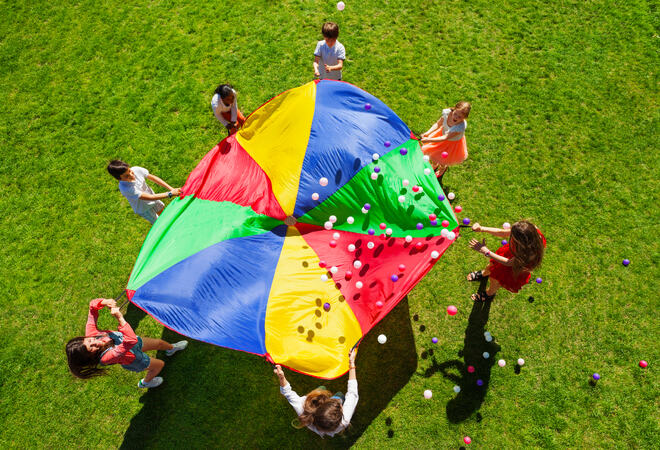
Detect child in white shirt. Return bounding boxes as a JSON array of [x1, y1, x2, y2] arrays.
[[313, 22, 346, 81], [211, 84, 246, 135]]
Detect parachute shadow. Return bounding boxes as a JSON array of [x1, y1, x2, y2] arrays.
[[120, 297, 417, 448]]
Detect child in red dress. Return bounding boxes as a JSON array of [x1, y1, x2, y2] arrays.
[[467, 220, 546, 302]]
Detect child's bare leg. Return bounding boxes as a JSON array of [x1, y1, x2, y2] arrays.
[[482, 267, 491, 277], [486, 278, 501, 296], [143, 358, 165, 382], [141, 337, 173, 352]]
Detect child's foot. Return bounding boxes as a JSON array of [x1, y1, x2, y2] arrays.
[[138, 377, 163, 388], [471, 292, 495, 302], [165, 340, 188, 356], [467, 270, 487, 282]]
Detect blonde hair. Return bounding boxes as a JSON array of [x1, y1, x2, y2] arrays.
[[298, 389, 343, 432], [452, 101, 471, 118]]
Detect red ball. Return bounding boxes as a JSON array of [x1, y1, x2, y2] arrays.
[[455, 205, 462, 213], [412, 186, 420, 192], [380, 233, 387, 240], [464, 436, 472, 445], [398, 264, 406, 271], [379, 223, 387, 230], [345, 271, 353, 280], [467, 365, 475, 373], [441, 220, 449, 227], [429, 214, 437, 221], [319, 261, 327, 268], [639, 360, 648, 368], [329, 240, 337, 248], [415, 242, 423, 249], [376, 301, 384, 308]]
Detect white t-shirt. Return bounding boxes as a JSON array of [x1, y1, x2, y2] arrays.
[[211, 89, 238, 126], [314, 40, 346, 80], [280, 379, 358, 437], [441, 108, 467, 141], [118, 167, 158, 215]]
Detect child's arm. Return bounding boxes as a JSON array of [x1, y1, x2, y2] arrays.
[[421, 130, 461, 143], [274, 365, 305, 416], [469, 238, 513, 266], [471, 223, 511, 238], [146, 174, 175, 191], [324, 60, 343, 73], [138, 188, 181, 201], [313, 56, 321, 78], [341, 348, 359, 426], [99, 307, 139, 365], [422, 117, 443, 137], [85, 298, 117, 336]]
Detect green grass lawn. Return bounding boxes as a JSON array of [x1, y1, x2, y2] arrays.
[[1, 0, 658, 448]]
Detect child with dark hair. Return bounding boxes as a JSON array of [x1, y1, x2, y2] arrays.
[[211, 83, 246, 135], [274, 348, 358, 437], [313, 22, 346, 80], [66, 298, 188, 388], [421, 101, 471, 180], [467, 220, 546, 302], [106, 160, 181, 224]]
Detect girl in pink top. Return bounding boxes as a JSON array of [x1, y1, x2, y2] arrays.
[[66, 298, 188, 388], [421, 101, 471, 180]]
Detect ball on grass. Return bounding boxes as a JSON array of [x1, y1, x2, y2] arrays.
[[463, 218, 471, 225], [622, 259, 630, 266], [517, 358, 525, 366], [447, 305, 457, 316], [498, 359, 506, 367], [639, 360, 648, 368], [467, 365, 475, 373], [453, 385, 461, 393], [448, 192, 455, 200], [536, 277, 543, 284], [464, 436, 472, 445], [423, 389, 432, 399], [483, 352, 490, 359], [455, 205, 462, 213], [432, 337, 438, 344], [377, 334, 387, 344], [503, 222, 511, 229], [336, 1, 345, 11]]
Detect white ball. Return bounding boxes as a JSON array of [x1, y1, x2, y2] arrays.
[[321, 274, 328, 281], [453, 385, 461, 393], [402, 179, 410, 187], [324, 221, 333, 230], [311, 192, 319, 200], [329, 215, 337, 223], [441, 229, 449, 238], [447, 231, 456, 240], [424, 168, 431, 175], [423, 389, 432, 399], [348, 244, 356, 252], [405, 235, 413, 243], [423, 155, 430, 162], [517, 358, 525, 366], [367, 242, 375, 249], [418, 186, 424, 193], [355, 281, 363, 289], [431, 250, 440, 259], [386, 228, 393, 235], [377, 334, 387, 344], [330, 266, 338, 274], [346, 216, 355, 224], [483, 352, 490, 359], [498, 359, 506, 367], [319, 177, 328, 186], [372, 153, 380, 161], [353, 260, 362, 269], [485, 334, 493, 342], [448, 192, 455, 200], [361, 208, 368, 214], [503, 222, 511, 229], [398, 195, 406, 203], [333, 232, 340, 239], [336, 1, 345, 11], [371, 172, 378, 180]]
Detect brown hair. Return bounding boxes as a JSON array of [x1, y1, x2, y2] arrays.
[[66, 336, 113, 379], [298, 389, 343, 432], [107, 160, 130, 180], [452, 101, 471, 118], [509, 220, 544, 276], [322, 22, 339, 39]]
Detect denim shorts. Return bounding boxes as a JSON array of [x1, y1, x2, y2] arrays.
[[121, 337, 151, 372]]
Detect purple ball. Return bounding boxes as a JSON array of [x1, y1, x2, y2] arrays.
[[430, 219, 438, 226], [476, 379, 484, 386], [374, 166, 381, 173], [432, 337, 438, 344], [391, 274, 399, 282], [363, 203, 371, 210], [592, 373, 600, 381], [368, 228, 375, 235], [462, 218, 471, 225], [622, 259, 630, 266], [536, 277, 543, 284], [400, 148, 408, 155], [438, 194, 445, 201], [416, 223, 424, 230], [364, 103, 372, 111], [323, 303, 331, 311], [501, 239, 508, 245], [384, 141, 391, 147]]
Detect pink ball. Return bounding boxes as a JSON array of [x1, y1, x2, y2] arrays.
[[336, 1, 345, 11], [442, 220, 449, 227], [639, 360, 648, 368], [429, 214, 437, 221], [412, 185, 420, 192], [467, 365, 475, 373], [319, 261, 326, 268], [398, 264, 406, 271], [376, 301, 384, 308], [441, 151, 449, 158], [464, 436, 472, 444], [379, 223, 386, 230], [329, 240, 337, 248], [447, 305, 457, 316], [455, 205, 462, 213]]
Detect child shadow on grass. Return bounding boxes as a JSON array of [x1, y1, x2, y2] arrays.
[[119, 297, 417, 449], [423, 279, 501, 423]]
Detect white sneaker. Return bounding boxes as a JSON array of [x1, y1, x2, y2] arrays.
[[138, 377, 163, 388], [165, 340, 188, 356]]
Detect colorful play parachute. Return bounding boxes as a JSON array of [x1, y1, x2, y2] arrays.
[[126, 80, 459, 379]]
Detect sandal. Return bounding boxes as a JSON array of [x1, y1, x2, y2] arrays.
[[471, 292, 495, 302], [467, 270, 487, 282]]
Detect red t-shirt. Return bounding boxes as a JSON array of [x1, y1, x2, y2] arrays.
[[86, 299, 138, 366]]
